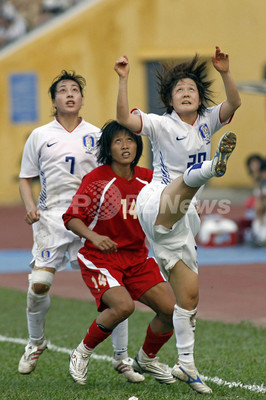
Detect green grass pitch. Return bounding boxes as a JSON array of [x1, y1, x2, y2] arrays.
[[0, 287, 265, 400]]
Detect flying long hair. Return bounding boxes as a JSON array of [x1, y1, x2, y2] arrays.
[[155, 55, 214, 115]]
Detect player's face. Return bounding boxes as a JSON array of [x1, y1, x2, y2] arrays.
[[170, 78, 201, 121], [52, 80, 83, 115], [110, 131, 137, 168]]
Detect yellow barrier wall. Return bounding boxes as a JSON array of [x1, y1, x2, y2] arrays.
[[0, 0, 265, 204]]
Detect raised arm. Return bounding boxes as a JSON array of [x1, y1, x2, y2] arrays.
[[114, 55, 142, 133], [211, 46, 241, 123], [19, 178, 40, 225]]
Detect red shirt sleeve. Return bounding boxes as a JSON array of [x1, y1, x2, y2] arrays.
[[62, 173, 97, 229]]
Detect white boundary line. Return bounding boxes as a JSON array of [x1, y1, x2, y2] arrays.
[[0, 335, 265, 394], [0, 335, 112, 362]]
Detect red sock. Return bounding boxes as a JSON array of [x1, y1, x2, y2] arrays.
[[83, 320, 112, 350], [142, 324, 173, 358]]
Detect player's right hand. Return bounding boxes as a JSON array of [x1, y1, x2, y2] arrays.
[[25, 209, 40, 225], [114, 55, 130, 78]]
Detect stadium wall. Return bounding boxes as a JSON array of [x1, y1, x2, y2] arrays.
[[0, 0, 265, 204]]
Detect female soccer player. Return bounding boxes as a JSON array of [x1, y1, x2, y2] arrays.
[[114, 46, 241, 394], [63, 120, 177, 386], [18, 71, 140, 383]]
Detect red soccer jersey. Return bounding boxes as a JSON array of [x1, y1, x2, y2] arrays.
[[63, 164, 153, 261]]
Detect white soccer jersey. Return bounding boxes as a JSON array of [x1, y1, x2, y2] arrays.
[[133, 104, 230, 185], [19, 118, 100, 210]]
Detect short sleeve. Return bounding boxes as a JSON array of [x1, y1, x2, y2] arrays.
[[19, 130, 40, 178]]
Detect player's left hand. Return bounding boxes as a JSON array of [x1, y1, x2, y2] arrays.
[[91, 233, 118, 253], [211, 46, 229, 73]]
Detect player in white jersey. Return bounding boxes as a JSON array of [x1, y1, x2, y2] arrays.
[[114, 46, 241, 394], [18, 70, 142, 383]]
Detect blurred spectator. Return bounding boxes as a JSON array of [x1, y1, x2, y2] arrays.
[[235, 153, 264, 244], [246, 153, 263, 186], [35, 0, 83, 27], [0, 0, 84, 45], [42, 0, 80, 14], [0, 1, 27, 48], [244, 153, 263, 220], [251, 159, 266, 246]]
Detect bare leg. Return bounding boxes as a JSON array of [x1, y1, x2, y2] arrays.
[[97, 286, 135, 330], [169, 260, 198, 310], [155, 177, 198, 229], [139, 281, 175, 334]]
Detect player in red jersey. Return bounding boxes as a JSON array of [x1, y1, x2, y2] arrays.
[[63, 120, 177, 386], [18, 70, 138, 383]]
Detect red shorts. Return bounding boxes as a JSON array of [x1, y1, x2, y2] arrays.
[[77, 249, 165, 311]]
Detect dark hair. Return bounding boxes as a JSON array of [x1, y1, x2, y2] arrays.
[[246, 154, 263, 166], [97, 120, 143, 169], [155, 54, 214, 115], [48, 70, 86, 100], [246, 154, 263, 174]]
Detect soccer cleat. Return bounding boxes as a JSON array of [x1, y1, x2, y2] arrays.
[[132, 349, 176, 385], [18, 339, 47, 374], [69, 345, 92, 385], [211, 131, 237, 177], [112, 357, 145, 383], [172, 363, 212, 394]]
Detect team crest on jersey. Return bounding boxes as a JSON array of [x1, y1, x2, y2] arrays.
[[83, 135, 96, 153], [199, 124, 211, 143], [41, 250, 50, 261]]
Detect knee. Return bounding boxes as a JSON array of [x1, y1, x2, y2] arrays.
[[29, 269, 54, 295], [158, 308, 174, 328], [27, 272, 53, 314], [177, 292, 198, 310], [114, 299, 135, 321], [188, 292, 199, 310], [32, 282, 50, 294]]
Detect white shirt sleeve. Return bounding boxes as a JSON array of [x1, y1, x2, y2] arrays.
[[207, 103, 232, 137], [131, 108, 163, 142], [19, 130, 40, 178]]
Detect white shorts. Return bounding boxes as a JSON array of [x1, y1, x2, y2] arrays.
[[30, 209, 82, 271], [136, 182, 201, 279]]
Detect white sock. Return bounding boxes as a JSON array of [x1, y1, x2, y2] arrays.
[[183, 160, 213, 188], [173, 304, 197, 366], [111, 319, 128, 360], [27, 288, 50, 344], [78, 341, 93, 354]]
